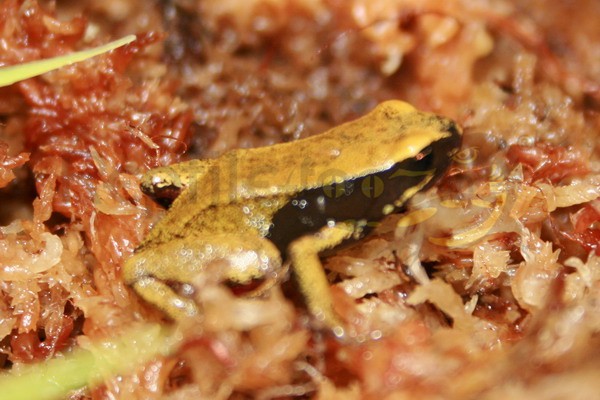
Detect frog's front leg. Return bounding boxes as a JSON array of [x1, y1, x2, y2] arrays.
[[288, 221, 358, 336], [123, 234, 282, 320]]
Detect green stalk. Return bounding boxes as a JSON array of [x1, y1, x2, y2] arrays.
[[0, 34, 136, 87], [0, 323, 178, 400]]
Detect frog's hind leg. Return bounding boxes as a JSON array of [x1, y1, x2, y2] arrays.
[[288, 221, 357, 336], [123, 234, 282, 321]]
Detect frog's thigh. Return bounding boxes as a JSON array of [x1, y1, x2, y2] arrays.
[[288, 221, 355, 333], [123, 234, 282, 320]]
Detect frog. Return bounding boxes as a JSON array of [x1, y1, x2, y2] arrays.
[[122, 100, 461, 336]]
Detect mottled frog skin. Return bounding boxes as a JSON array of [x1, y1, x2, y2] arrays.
[[123, 100, 461, 336]]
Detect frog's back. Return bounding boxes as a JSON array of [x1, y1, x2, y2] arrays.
[[140, 100, 461, 249], [218, 101, 457, 198]]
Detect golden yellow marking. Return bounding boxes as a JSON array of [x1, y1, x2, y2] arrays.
[[382, 204, 395, 215], [394, 174, 434, 207]]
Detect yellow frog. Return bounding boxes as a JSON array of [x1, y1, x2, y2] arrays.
[[123, 100, 461, 336]]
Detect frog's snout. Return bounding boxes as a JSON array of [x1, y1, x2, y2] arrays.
[[140, 167, 186, 204]]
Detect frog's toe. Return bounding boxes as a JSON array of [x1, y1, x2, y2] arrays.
[[133, 277, 199, 320]]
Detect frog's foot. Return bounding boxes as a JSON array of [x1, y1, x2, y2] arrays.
[[288, 221, 357, 338], [132, 277, 199, 320]]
